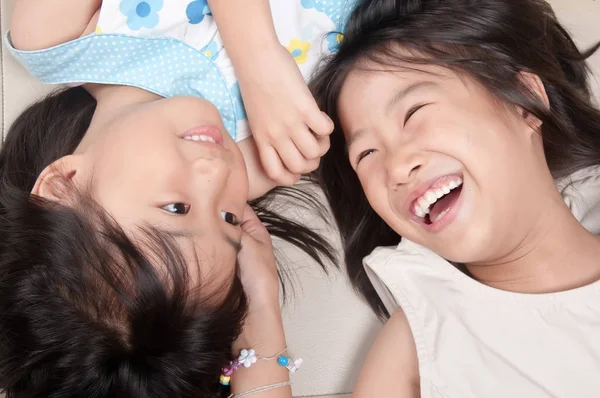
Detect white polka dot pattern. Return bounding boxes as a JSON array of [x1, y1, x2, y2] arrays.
[[5, 0, 360, 142]]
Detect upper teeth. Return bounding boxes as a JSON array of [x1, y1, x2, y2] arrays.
[[184, 134, 216, 143], [413, 177, 463, 218]]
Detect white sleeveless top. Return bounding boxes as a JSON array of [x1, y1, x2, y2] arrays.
[[364, 167, 600, 398]]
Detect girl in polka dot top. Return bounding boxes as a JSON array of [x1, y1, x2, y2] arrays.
[[0, 0, 354, 396]]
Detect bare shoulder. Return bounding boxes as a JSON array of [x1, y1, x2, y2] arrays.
[[353, 308, 420, 398], [10, 0, 102, 51]]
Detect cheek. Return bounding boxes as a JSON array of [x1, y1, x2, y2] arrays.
[[358, 168, 389, 214]]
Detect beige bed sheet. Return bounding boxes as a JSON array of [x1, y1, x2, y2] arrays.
[[1, 1, 599, 397]]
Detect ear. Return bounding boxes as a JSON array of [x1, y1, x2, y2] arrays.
[[518, 71, 549, 123], [31, 155, 86, 204]]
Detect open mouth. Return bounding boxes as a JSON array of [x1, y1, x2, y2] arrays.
[[411, 175, 463, 225], [182, 125, 224, 146]]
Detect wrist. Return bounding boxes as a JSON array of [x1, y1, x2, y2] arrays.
[[231, 40, 282, 78], [234, 304, 285, 351]]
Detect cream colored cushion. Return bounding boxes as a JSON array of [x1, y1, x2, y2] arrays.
[[1, 1, 599, 397]]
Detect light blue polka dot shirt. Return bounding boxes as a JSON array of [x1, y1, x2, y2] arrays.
[[5, 0, 358, 141]]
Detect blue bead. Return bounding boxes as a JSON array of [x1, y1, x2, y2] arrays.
[[277, 356, 289, 366]]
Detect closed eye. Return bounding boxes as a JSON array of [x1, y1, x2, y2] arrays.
[[404, 103, 428, 125], [356, 149, 376, 165]]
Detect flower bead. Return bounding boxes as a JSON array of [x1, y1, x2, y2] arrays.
[[120, 0, 164, 31], [238, 349, 258, 368], [285, 39, 311, 65], [287, 358, 303, 373]]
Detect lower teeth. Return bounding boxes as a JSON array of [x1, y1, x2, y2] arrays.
[[433, 209, 450, 223]]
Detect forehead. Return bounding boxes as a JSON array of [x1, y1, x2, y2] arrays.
[[341, 59, 454, 97]]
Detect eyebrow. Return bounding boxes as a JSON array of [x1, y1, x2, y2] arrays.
[[346, 81, 436, 149], [157, 228, 242, 255]]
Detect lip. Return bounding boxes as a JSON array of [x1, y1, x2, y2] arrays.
[[181, 125, 224, 146], [404, 173, 464, 233]]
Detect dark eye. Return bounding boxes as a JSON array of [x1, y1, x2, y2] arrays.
[[161, 203, 191, 215], [356, 149, 376, 165], [404, 104, 427, 125], [220, 211, 240, 226]]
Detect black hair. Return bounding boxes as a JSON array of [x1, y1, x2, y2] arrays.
[[311, 0, 600, 318], [0, 86, 336, 397]]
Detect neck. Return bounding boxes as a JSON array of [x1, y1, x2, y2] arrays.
[[74, 84, 161, 153], [467, 194, 600, 294]]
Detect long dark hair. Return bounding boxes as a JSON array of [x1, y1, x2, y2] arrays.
[[0, 86, 335, 397], [311, 0, 600, 318]]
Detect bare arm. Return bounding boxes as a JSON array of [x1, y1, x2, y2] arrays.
[[353, 309, 421, 398], [207, 0, 332, 187], [230, 305, 292, 397], [10, 0, 101, 51], [206, 0, 279, 61], [238, 137, 279, 200], [229, 206, 292, 397]]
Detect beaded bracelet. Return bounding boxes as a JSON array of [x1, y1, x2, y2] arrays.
[[220, 347, 303, 386], [227, 380, 291, 398]]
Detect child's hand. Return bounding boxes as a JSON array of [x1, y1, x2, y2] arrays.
[[234, 205, 286, 354], [238, 44, 334, 186], [237, 205, 279, 308]]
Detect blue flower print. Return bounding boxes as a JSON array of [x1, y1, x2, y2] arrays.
[[231, 82, 247, 121], [326, 31, 344, 52], [186, 0, 211, 25], [301, 0, 324, 12], [120, 0, 163, 31], [201, 41, 220, 60]]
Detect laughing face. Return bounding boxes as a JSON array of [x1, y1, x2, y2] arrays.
[[337, 59, 549, 264]]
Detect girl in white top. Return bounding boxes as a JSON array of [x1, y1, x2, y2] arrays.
[[311, 0, 600, 396]]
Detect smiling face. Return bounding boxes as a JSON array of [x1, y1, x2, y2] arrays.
[[338, 59, 551, 264], [36, 92, 249, 294]]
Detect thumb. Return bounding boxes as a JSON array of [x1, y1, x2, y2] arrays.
[[240, 205, 271, 245]]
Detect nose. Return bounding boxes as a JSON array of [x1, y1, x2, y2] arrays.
[[192, 156, 231, 193], [386, 148, 423, 189]]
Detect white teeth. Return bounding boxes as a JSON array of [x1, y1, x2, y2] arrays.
[[433, 208, 450, 223], [412, 177, 463, 219], [418, 198, 430, 214], [425, 191, 437, 203], [184, 134, 217, 144]]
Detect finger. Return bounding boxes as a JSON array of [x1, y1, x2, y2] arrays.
[[240, 205, 271, 245], [306, 109, 334, 137], [258, 143, 300, 186], [316, 135, 331, 157], [274, 139, 311, 175], [300, 157, 320, 174], [292, 125, 322, 159]]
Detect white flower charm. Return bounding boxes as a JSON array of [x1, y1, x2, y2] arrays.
[[238, 349, 258, 368], [287, 358, 303, 373]]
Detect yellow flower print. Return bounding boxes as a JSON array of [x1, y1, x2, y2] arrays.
[[95, 26, 103, 34], [286, 39, 311, 65]]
